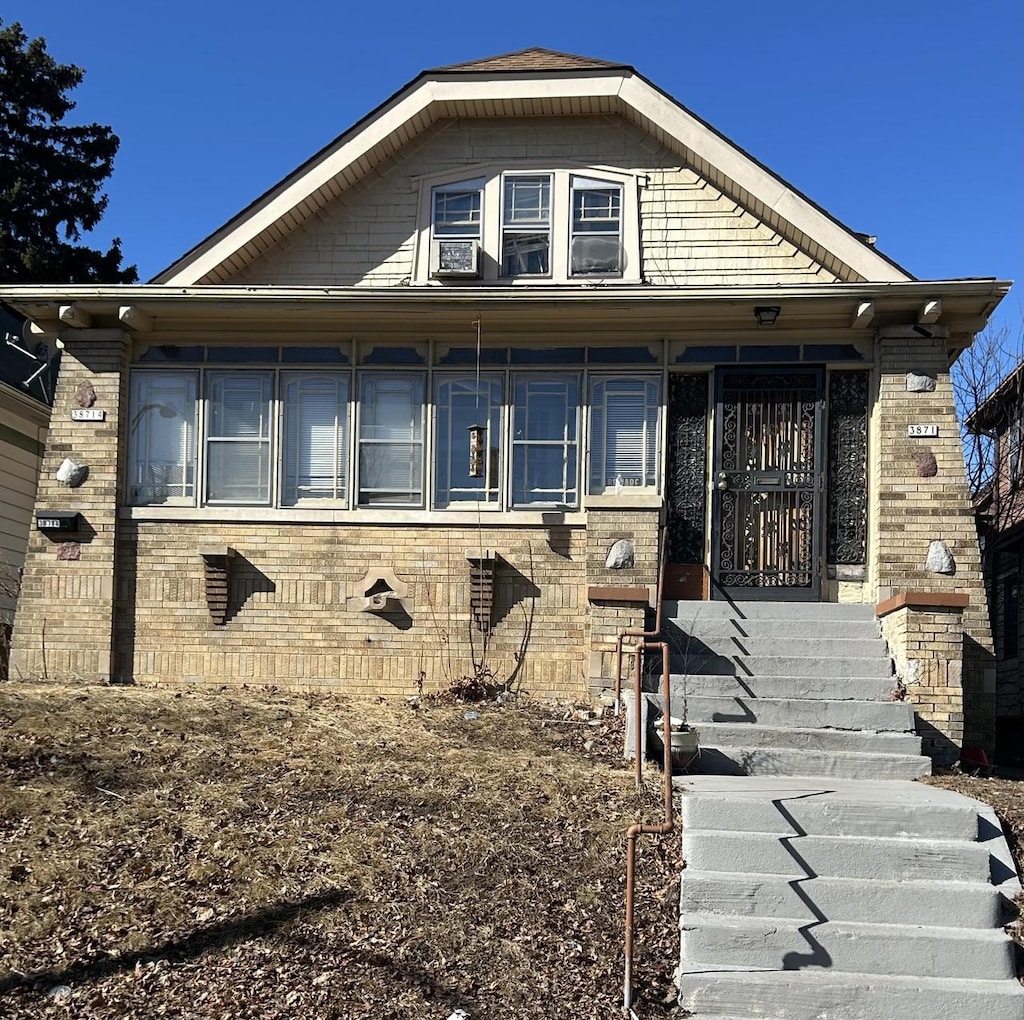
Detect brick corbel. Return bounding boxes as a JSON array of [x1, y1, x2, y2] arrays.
[[199, 546, 235, 625]]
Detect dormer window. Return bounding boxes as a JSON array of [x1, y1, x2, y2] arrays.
[[418, 166, 642, 284]]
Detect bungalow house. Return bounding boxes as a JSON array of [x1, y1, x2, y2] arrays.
[[0, 304, 53, 675], [0, 49, 1009, 760]]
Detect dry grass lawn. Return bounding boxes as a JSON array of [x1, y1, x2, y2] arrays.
[[0, 680, 684, 1019]]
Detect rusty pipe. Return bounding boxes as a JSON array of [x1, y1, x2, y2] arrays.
[[613, 526, 669, 707], [623, 639, 675, 1012]]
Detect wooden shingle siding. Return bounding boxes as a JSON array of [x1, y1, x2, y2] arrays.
[[226, 115, 840, 288]]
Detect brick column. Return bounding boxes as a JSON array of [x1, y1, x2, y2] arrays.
[[10, 330, 130, 683], [584, 505, 661, 697], [871, 326, 994, 756]]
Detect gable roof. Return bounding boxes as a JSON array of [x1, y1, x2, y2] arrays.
[[153, 50, 913, 287]]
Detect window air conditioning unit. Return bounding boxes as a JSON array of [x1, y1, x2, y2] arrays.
[[570, 236, 622, 275], [431, 239, 481, 279]]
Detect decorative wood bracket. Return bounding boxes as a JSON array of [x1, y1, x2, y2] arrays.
[[467, 551, 497, 633], [199, 546, 235, 625]]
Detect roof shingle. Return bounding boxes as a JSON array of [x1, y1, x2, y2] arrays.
[[432, 47, 630, 73]]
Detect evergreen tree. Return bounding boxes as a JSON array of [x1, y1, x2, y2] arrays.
[[0, 19, 136, 283]]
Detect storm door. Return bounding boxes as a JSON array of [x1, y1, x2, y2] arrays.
[[711, 368, 824, 600]]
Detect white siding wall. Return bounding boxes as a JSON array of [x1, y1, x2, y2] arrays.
[[227, 116, 839, 288]]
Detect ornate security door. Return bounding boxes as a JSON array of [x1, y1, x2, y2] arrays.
[[711, 368, 824, 600]]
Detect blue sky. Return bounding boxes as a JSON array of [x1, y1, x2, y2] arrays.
[[10, 0, 1023, 328]]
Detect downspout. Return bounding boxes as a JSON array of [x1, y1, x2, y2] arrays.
[[622, 638, 674, 1013], [613, 525, 668, 709]]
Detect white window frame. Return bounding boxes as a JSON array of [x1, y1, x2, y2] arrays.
[[587, 374, 661, 495], [127, 371, 198, 506], [280, 371, 351, 507], [204, 370, 275, 505], [414, 163, 643, 284], [510, 372, 581, 508]]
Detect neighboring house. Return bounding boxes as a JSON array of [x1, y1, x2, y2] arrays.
[[966, 362, 1024, 765], [0, 305, 54, 674], [0, 49, 1010, 761]]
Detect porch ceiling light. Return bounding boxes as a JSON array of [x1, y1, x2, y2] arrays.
[[754, 306, 780, 327]]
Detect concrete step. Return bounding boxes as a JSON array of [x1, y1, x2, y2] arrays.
[[672, 652, 893, 678], [664, 634, 887, 660], [676, 963, 1024, 1019], [680, 912, 1015, 980], [665, 599, 876, 622], [684, 829, 992, 883], [671, 694, 913, 732], [670, 672, 896, 701], [680, 870, 1005, 928], [691, 722, 922, 755], [677, 777, 982, 839], [692, 745, 932, 780], [663, 616, 881, 642]]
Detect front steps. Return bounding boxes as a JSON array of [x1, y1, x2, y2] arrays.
[[634, 599, 932, 780], [676, 777, 1023, 1019]]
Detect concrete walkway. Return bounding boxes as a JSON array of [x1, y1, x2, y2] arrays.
[[675, 776, 1023, 1018]]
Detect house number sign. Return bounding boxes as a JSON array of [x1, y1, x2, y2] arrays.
[[907, 424, 938, 438], [71, 408, 105, 422]]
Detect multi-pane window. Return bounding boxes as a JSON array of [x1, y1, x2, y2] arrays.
[[205, 372, 274, 504], [127, 352, 660, 512], [434, 374, 502, 507], [570, 176, 623, 275], [588, 376, 660, 493], [357, 373, 425, 507], [282, 373, 349, 505], [501, 174, 551, 276], [511, 374, 580, 506], [127, 372, 197, 505], [432, 178, 484, 239]]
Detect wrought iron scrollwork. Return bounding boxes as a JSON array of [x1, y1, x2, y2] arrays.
[[827, 371, 869, 565], [667, 374, 709, 564]]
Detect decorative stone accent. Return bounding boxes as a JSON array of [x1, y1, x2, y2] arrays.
[[74, 380, 97, 407], [348, 566, 411, 615], [605, 539, 634, 569], [925, 541, 955, 575], [906, 372, 937, 392], [199, 546, 236, 626], [833, 563, 866, 581], [911, 449, 938, 477], [55, 458, 89, 488], [56, 542, 81, 561]]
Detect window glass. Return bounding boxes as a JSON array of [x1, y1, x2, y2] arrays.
[[205, 371, 274, 503], [589, 377, 660, 493], [432, 178, 485, 238], [282, 373, 349, 505], [502, 174, 551, 276], [127, 372, 198, 504], [434, 374, 503, 507], [570, 176, 622, 275], [511, 374, 579, 506], [357, 373, 425, 506]]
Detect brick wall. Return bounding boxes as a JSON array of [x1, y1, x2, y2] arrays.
[[871, 326, 994, 754], [9, 332, 129, 682]]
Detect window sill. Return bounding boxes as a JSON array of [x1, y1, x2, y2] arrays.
[[121, 506, 589, 527], [583, 493, 664, 510]]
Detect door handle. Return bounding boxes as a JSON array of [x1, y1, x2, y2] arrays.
[[716, 471, 728, 491]]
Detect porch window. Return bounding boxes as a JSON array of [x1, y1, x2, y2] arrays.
[[588, 376, 660, 493], [501, 174, 551, 277], [511, 373, 580, 507], [205, 371, 274, 504], [127, 371, 197, 505], [357, 373, 425, 506], [434, 374, 503, 507], [282, 372, 349, 505]]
